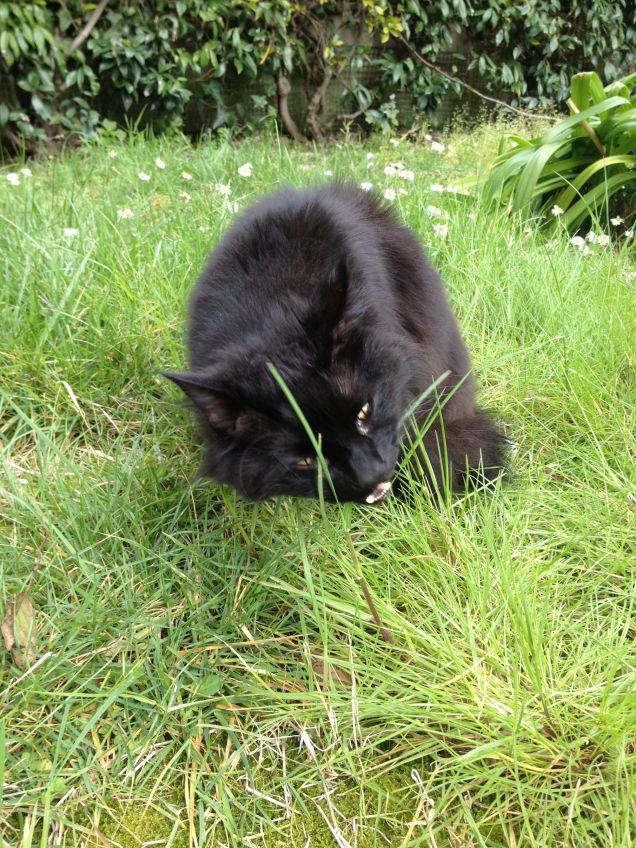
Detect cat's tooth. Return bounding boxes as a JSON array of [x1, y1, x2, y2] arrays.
[[365, 480, 392, 503]]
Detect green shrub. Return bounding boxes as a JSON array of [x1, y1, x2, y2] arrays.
[[1, 0, 634, 151], [477, 71, 636, 233]]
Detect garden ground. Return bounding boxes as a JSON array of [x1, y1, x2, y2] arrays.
[[1, 124, 635, 846]]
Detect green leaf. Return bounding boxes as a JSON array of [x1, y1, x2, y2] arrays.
[[544, 97, 630, 145], [512, 142, 563, 211], [560, 171, 636, 229], [555, 155, 636, 210]]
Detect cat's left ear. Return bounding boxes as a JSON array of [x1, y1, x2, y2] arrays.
[[162, 371, 241, 431]]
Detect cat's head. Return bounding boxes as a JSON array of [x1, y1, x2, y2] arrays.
[[164, 262, 409, 503]]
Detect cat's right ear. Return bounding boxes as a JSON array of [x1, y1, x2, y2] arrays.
[[322, 260, 349, 332], [162, 371, 240, 431]]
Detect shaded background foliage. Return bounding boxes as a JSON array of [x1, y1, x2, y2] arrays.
[[1, 0, 635, 151]]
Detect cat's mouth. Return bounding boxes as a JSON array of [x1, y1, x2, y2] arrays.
[[365, 480, 392, 504]]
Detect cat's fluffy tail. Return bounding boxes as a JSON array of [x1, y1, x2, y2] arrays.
[[408, 410, 508, 494]]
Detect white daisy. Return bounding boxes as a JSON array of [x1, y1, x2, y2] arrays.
[[181, 171, 193, 181], [596, 233, 610, 246], [389, 138, 400, 147], [430, 141, 445, 153], [117, 208, 134, 220], [551, 204, 564, 216], [324, 169, 334, 177], [63, 227, 79, 238], [569, 236, 585, 248], [6, 172, 20, 186], [383, 165, 397, 176], [360, 182, 373, 191], [433, 223, 449, 238], [610, 216, 623, 226], [20, 167, 32, 177], [226, 200, 240, 213], [424, 134, 432, 141], [383, 188, 396, 201], [398, 169, 414, 182], [430, 184, 445, 193], [138, 172, 151, 182], [215, 183, 232, 196], [238, 162, 253, 177], [155, 158, 166, 170], [586, 231, 597, 243], [108, 150, 118, 158], [426, 204, 443, 217], [179, 190, 192, 202], [366, 152, 375, 159], [625, 230, 634, 239]]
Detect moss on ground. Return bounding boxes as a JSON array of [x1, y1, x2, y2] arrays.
[[93, 769, 417, 847]]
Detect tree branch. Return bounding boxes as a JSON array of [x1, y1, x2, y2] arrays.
[[399, 35, 558, 123], [69, 0, 109, 53], [306, 71, 332, 142], [276, 73, 307, 143]]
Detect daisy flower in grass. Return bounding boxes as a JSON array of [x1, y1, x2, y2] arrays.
[[430, 140, 445, 153], [383, 188, 396, 201], [181, 171, 193, 181], [551, 204, 564, 216], [360, 182, 373, 191], [611, 216, 623, 226], [238, 162, 253, 177], [117, 208, 134, 220], [433, 223, 449, 239], [6, 172, 20, 186], [138, 172, 151, 182], [155, 158, 166, 170], [63, 228, 79, 238], [21, 167, 32, 177], [430, 184, 444, 193], [215, 183, 232, 197]]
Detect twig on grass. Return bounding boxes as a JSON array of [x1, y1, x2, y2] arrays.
[[345, 531, 395, 647]]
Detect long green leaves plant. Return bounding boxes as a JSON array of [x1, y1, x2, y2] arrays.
[[478, 71, 636, 232]]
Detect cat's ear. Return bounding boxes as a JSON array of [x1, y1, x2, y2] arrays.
[[162, 371, 241, 431], [323, 260, 348, 327]]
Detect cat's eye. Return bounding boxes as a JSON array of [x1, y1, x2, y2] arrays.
[[356, 403, 371, 436], [295, 456, 316, 468]]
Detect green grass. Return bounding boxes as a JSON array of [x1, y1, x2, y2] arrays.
[[1, 125, 635, 847]]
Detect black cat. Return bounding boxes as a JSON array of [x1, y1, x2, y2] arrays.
[[165, 185, 505, 503]]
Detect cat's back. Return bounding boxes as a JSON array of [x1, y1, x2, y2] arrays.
[[188, 185, 392, 358]]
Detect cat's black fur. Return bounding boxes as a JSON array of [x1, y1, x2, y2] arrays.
[[165, 185, 505, 503]]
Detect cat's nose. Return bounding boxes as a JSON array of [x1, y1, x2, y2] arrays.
[[350, 451, 396, 496]]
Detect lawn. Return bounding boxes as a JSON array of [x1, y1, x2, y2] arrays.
[[1, 126, 635, 847]]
